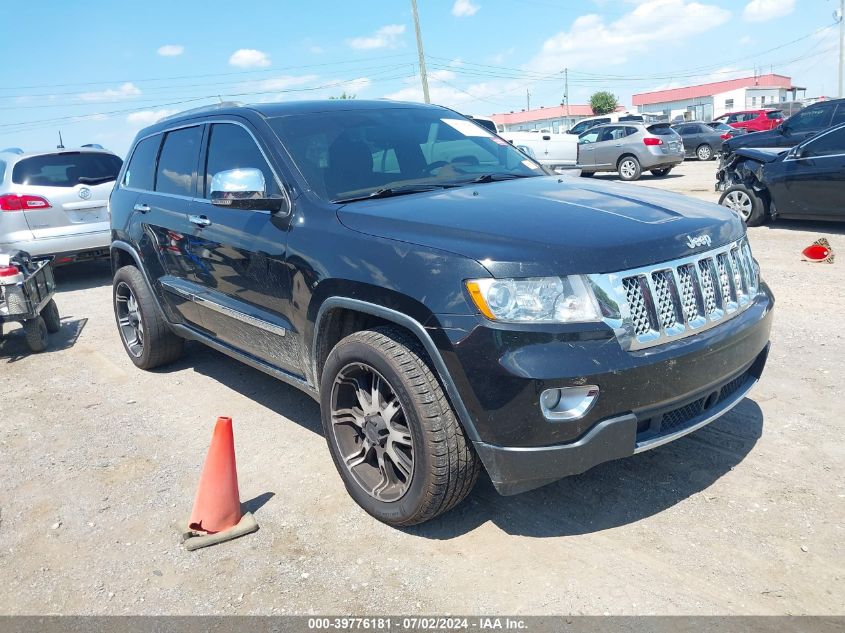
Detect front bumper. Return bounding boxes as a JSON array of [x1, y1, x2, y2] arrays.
[[432, 284, 774, 495]]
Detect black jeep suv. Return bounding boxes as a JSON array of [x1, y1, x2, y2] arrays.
[[110, 100, 773, 526]]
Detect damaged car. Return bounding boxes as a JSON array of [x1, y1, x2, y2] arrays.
[[717, 121, 845, 225]]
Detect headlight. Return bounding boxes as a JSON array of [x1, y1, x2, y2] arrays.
[[465, 276, 601, 323]]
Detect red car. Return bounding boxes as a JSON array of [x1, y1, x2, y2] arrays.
[[714, 109, 784, 133]]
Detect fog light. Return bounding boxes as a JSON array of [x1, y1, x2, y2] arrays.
[[540, 385, 599, 421]]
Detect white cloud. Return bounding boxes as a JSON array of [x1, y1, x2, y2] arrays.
[[742, 0, 795, 22], [452, 0, 480, 17], [526, 0, 731, 74], [126, 109, 178, 125], [157, 44, 184, 57], [79, 82, 141, 101], [229, 49, 271, 68], [309, 45, 324, 54], [348, 24, 405, 50]]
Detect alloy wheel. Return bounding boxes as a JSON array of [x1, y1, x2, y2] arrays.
[[330, 363, 414, 502], [619, 159, 637, 179], [115, 281, 144, 357], [698, 145, 712, 160], [723, 190, 753, 221]]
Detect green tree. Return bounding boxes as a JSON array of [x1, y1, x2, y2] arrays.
[[590, 91, 619, 115], [329, 92, 356, 100]]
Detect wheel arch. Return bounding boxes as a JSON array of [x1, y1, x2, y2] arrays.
[[312, 297, 481, 443], [616, 153, 639, 168]]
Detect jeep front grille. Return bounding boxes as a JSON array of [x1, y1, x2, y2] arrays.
[[598, 238, 759, 351]]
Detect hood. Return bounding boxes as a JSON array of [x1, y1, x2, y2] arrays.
[[337, 176, 744, 278], [733, 147, 787, 163], [723, 128, 788, 152]]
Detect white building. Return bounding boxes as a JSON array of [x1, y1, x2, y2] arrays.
[[633, 74, 806, 121]]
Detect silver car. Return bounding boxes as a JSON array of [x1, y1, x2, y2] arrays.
[[0, 147, 122, 262], [577, 122, 684, 181]]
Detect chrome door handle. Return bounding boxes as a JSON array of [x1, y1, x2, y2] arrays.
[[133, 203, 151, 213], [188, 214, 211, 227]]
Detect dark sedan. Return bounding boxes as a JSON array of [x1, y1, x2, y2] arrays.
[[671, 121, 727, 160], [717, 121, 845, 225]]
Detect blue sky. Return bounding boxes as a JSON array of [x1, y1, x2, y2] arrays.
[[0, 0, 839, 156]]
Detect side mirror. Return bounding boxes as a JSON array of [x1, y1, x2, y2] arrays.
[[210, 168, 289, 214], [776, 123, 786, 134], [791, 146, 804, 159]]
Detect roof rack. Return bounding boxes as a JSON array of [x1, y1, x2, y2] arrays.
[[157, 101, 244, 123], [1, 147, 24, 155]]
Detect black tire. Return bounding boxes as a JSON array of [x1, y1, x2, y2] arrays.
[[650, 167, 672, 177], [113, 265, 184, 369], [696, 144, 714, 161], [719, 184, 767, 226], [617, 155, 642, 181], [24, 316, 48, 353], [41, 299, 61, 333], [579, 171, 595, 178], [320, 326, 480, 526]]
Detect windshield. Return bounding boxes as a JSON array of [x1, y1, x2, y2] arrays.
[[268, 108, 543, 202], [12, 151, 122, 187]]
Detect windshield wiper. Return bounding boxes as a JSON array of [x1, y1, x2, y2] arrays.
[[460, 173, 540, 185], [78, 176, 116, 185], [332, 183, 451, 203]]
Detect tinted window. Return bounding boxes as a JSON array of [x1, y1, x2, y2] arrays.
[[831, 105, 845, 127], [123, 135, 161, 191], [598, 126, 626, 142], [618, 115, 644, 123], [204, 124, 279, 198], [802, 127, 845, 157], [269, 109, 541, 202], [766, 111, 783, 119], [569, 118, 610, 135], [472, 118, 498, 133], [787, 105, 832, 132], [0, 159, 5, 182], [13, 152, 123, 187], [624, 126, 639, 136], [647, 124, 676, 136], [155, 126, 202, 196]]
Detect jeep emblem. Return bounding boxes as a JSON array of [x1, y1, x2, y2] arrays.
[[686, 234, 711, 249]]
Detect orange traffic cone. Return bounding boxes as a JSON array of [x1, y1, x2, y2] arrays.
[[182, 416, 258, 551]]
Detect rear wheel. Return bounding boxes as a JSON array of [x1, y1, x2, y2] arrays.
[[113, 266, 184, 369], [617, 156, 642, 181], [24, 316, 48, 353], [719, 184, 766, 226], [41, 299, 61, 333], [696, 144, 714, 161], [321, 326, 479, 526], [650, 167, 672, 177]]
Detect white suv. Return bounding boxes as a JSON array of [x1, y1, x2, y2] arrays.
[[0, 147, 122, 262]]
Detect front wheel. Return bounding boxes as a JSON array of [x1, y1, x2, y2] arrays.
[[320, 326, 480, 526], [617, 156, 642, 181], [719, 184, 767, 226], [24, 316, 48, 353]]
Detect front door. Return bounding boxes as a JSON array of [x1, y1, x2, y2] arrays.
[[592, 126, 627, 168], [186, 121, 301, 375], [776, 125, 845, 218]]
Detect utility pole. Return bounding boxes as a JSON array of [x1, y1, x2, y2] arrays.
[[410, 0, 430, 104], [839, 0, 844, 98], [563, 68, 570, 121], [526, 88, 531, 111]]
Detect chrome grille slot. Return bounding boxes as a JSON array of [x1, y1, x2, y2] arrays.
[[623, 276, 654, 336], [677, 264, 701, 323], [650, 270, 680, 330], [600, 238, 760, 351], [698, 258, 719, 315]]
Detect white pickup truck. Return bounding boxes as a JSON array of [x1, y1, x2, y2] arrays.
[[500, 131, 579, 171]]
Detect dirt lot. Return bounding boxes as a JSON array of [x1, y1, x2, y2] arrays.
[[1, 159, 843, 615]]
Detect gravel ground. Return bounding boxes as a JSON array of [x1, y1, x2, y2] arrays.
[[0, 160, 842, 615]]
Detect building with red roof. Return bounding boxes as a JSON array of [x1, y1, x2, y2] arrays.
[[488, 103, 628, 133], [632, 73, 805, 121]]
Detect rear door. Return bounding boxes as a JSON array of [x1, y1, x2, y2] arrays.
[[186, 121, 299, 373], [10, 151, 121, 241], [123, 126, 208, 329]]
